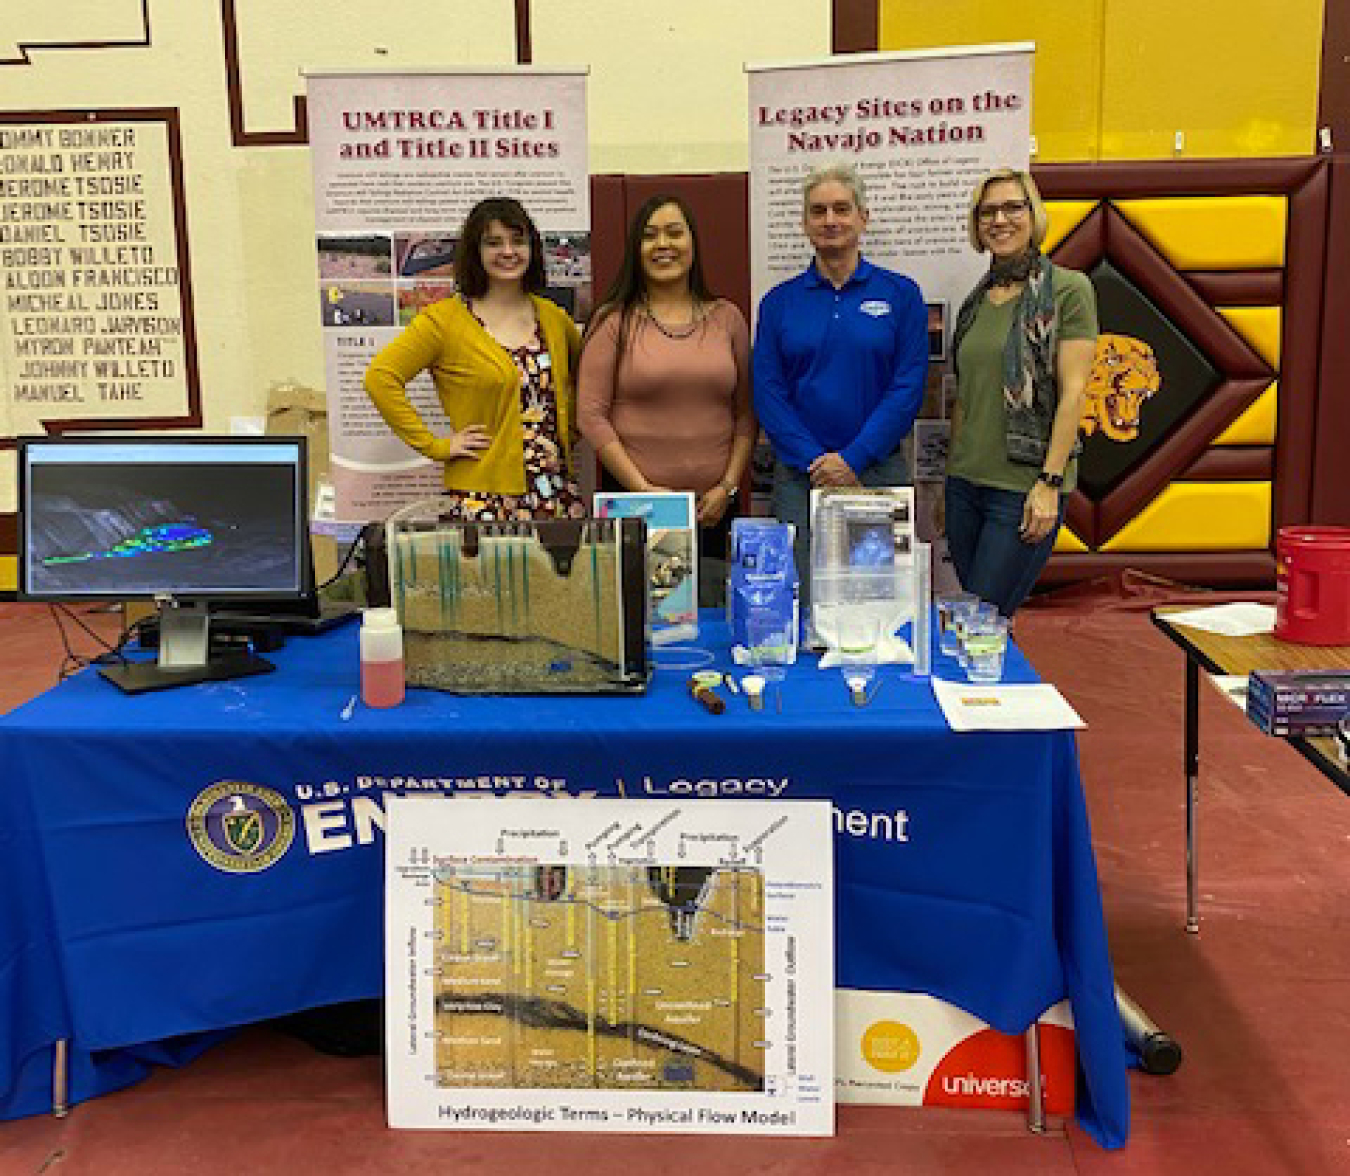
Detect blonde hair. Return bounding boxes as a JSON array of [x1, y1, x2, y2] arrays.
[[967, 169, 1048, 253], [802, 162, 868, 216]]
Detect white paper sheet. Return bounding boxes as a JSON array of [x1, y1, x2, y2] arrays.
[[1161, 602, 1276, 637], [932, 677, 1086, 732], [1207, 673, 1250, 710]]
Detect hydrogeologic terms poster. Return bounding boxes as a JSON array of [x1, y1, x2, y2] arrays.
[[384, 797, 834, 1134]]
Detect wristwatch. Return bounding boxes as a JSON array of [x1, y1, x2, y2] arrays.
[[721, 479, 739, 501], [1036, 470, 1065, 489]]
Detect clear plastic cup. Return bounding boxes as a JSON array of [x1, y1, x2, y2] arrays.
[[963, 614, 1009, 683], [747, 610, 792, 676], [746, 610, 793, 710], [836, 609, 882, 706], [957, 601, 996, 668], [936, 592, 978, 658]]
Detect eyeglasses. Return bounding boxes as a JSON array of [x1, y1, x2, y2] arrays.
[[976, 200, 1031, 224]]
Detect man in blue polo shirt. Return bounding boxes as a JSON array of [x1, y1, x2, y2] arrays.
[[753, 162, 928, 596]]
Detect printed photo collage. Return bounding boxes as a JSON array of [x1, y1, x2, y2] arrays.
[[316, 231, 594, 329]]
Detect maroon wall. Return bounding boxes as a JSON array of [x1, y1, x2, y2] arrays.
[[1312, 156, 1350, 525], [590, 175, 751, 323]]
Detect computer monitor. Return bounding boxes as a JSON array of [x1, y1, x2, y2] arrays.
[[18, 435, 309, 693]]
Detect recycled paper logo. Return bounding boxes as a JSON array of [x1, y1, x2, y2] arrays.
[[861, 1020, 921, 1073], [187, 781, 295, 873]]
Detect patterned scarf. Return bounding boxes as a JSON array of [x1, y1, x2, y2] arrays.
[[950, 249, 1060, 467]]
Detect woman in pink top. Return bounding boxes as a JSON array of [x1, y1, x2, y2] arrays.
[[578, 195, 755, 601]]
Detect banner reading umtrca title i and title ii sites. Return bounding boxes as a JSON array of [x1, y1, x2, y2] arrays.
[[305, 71, 590, 522]]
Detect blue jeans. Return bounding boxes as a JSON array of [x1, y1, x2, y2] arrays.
[[772, 450, 911, 607], [944, 475, 1064, 617]]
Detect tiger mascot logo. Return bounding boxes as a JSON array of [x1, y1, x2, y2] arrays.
[[1081, 333, 1161, 442]]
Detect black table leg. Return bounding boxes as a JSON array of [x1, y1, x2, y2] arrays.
[[1185, 654, 1200, 933]]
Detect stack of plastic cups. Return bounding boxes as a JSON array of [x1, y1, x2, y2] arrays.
[[963, 610, 1009, 683], [963, 601, 997, 670]]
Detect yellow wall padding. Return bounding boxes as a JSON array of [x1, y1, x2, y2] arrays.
[[1217, 306, 1283, 369], [1099, 1, 1323, 160], [0, 556, 15, 594], [1114, 197, 1287, 270], [1053, 526, 1089, 554], [1044, 201, 1098, 255], [1214, 382, 1278, 446], [1101, 482, 1271, 552], [879, 1, 1322, 162], [878, 3, 1106, 161]]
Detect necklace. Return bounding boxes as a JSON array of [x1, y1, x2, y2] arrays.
[[642, 297, 701, 340], [988, 248, 1038, 289], [466, 295, 538, 351]]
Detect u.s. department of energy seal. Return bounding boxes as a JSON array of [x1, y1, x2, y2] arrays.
[[186, 781, 295, 873]]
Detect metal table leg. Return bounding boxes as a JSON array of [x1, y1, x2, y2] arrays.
[[1024, 1025, 1045, 1134], [1185, 655, 1200, 933], [52, 1038, 69, 1118]]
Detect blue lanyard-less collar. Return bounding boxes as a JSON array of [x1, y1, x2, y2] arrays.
[[805, 256, 873, 292]]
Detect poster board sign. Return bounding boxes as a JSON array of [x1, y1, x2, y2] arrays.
[[594, 490, 697, 644], [913, 420, 950, 482], [305, 69, 590, 522], [384, 797, 835, 1135]]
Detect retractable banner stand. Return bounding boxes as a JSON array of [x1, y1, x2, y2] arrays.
[[747, 44, 1032, 319], [746, 44, 1032, 577], [305, 70, 590, 521]]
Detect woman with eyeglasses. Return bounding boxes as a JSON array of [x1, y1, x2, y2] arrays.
[[944, 169, 1098, 616], [364, 197, 585, 521], [577, 194, 755, 604]]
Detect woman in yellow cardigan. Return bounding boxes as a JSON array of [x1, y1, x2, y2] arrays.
[[364, 197, 584, 521]]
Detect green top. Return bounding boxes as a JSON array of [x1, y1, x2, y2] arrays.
[[947, 267, 1098, 494]]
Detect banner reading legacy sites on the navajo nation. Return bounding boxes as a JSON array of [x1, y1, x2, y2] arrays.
[[747, 44, 1032, 324], [306, 70, 589, 521]]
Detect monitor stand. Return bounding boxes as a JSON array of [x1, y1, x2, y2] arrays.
[[99, 600, 275, 695]]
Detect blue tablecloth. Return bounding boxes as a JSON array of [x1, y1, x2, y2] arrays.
[[0, 618, 1128, 1145]]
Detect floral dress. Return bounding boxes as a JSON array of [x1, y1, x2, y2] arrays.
[[440, 307, 586, 522]]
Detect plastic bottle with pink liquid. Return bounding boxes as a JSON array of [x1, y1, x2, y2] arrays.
[[359, 607, 405, 708]]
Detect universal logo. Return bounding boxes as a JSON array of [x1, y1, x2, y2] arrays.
[[186, 781, 295, 873]]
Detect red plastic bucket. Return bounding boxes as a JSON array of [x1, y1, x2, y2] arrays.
[[1275, 526, 1350, 645]]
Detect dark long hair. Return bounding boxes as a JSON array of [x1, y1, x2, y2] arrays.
[[582, 194, 717, 365], [453, 197, 547, 298]]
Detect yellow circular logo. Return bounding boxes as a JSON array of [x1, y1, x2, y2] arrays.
[[186, 781, 295, 873], [861, 1020, 921, 1073]]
